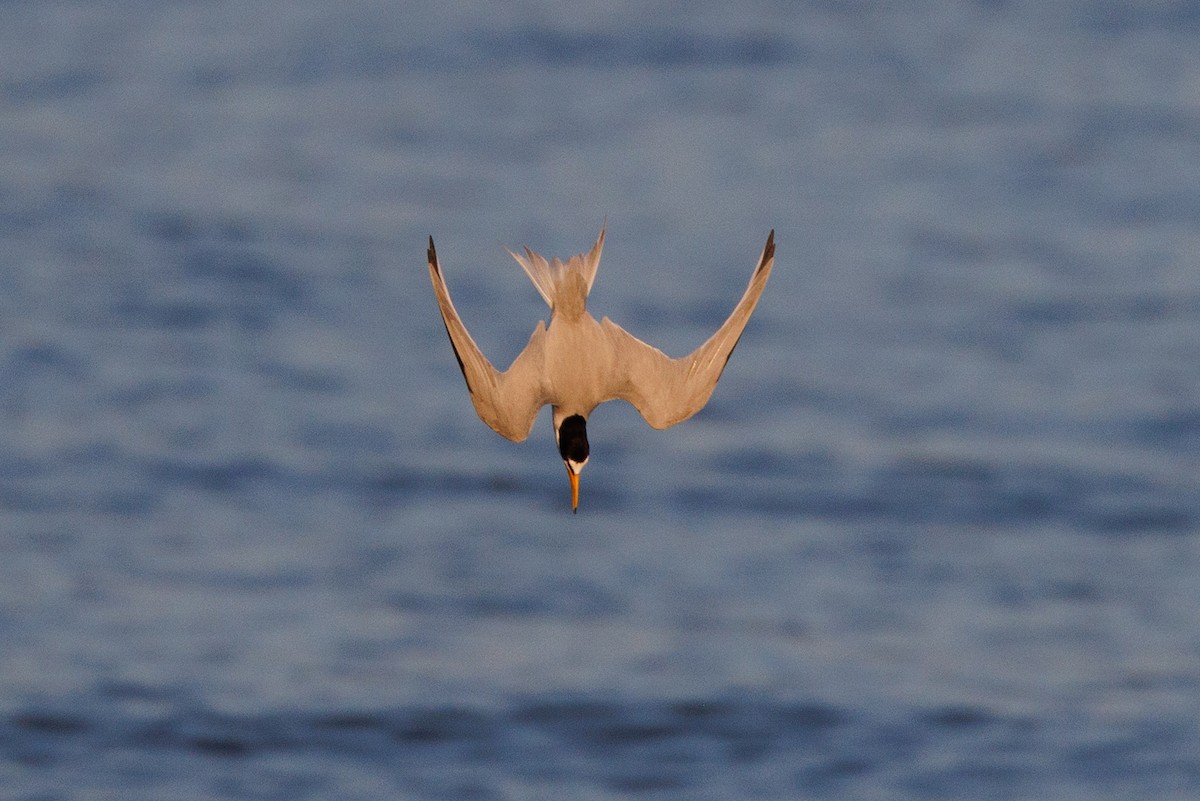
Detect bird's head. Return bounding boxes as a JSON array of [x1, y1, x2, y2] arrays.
[[555, 413, 590, 513]]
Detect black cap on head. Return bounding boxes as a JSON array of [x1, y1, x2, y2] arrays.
[[557, 414, 589, 465]]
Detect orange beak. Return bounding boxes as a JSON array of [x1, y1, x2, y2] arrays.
[[568, 467, 580, 513]]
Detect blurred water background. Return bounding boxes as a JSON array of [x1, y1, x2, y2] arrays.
[[2, 1, 1199, 799]]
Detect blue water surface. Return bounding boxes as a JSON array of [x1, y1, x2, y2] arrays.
[[1, 1, 1198, 799]]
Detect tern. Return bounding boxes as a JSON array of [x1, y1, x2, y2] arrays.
[[426, 225, 775, 512]]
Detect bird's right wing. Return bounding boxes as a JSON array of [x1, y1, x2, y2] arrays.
[[601, 230, 775, 430], [427, 237, 550, 442]]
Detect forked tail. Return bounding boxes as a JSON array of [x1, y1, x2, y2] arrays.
[[507, 224, 606, 312]]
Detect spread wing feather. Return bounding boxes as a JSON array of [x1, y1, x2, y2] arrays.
[[427, 238, 550, 441], [601, 230, 775, 429]]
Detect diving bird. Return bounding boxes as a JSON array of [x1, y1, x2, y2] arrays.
[[426, 225, 775, 512]]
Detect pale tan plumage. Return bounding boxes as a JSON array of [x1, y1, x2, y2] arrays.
[[426, 225, 776, 511]]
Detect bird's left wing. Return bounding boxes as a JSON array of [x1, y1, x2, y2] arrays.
[[427, 237, 550, 442], [601, 230, 775, 430]]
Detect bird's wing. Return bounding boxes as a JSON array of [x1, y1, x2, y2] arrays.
[[427, 237, 550, 442], [601, 230, 775, 430]]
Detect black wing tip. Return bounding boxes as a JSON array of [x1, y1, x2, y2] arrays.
[[760, 229, 775, 268], [427, 236, 438, 270]]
